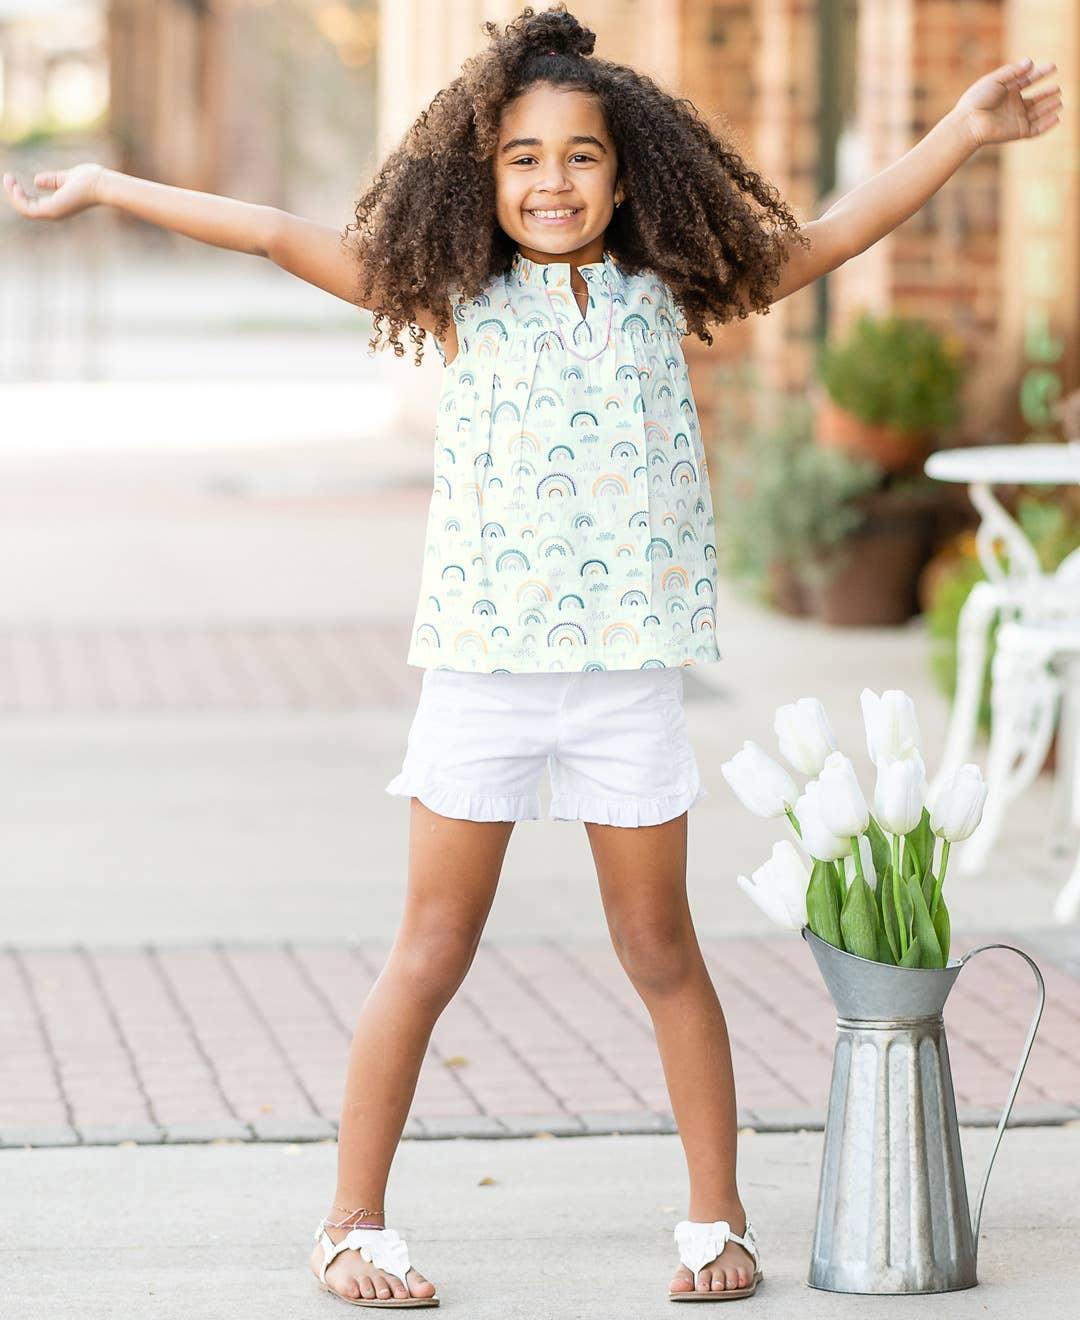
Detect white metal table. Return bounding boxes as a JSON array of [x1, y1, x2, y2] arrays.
[[924, 443, 1080, 919]]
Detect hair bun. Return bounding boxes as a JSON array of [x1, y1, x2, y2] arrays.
[[511, 5, 596, 59]]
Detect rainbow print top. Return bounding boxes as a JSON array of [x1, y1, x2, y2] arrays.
[[407, 248, 721, 673]]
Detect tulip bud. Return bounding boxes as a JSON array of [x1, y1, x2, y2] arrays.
[[735, 840, 809, 931], [794, 779, 850, 862], [860, 687, 922, 765], [873, 750, 927, 836], [774, 697, 837, 777], [816, 751, 870, 838], [927, 763, 988, 842], [721, 740, 798, 819]]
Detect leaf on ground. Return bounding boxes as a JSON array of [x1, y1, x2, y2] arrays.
[[477, 1176, 497, 1186], [442, 1055, 469, 1068]]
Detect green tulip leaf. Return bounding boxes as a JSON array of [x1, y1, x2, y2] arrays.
[[880, 864, 902, 963], [906, 872, 944, 968], [866, 816, 892, 887], [807, 859, 843, 950], [901, 838, 919, 881], [933, 894, 952, 964], [905, 807, 934, 879], [899, 934, 923, 967], [921, 868, 935, 913], [840, 876, 879, 961]]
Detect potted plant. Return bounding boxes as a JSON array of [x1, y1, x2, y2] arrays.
[[802, 472, 942, 626], [715, 400, 882, 616], [814, 313, 967, 473]]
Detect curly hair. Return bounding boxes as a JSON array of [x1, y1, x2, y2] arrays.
[[347, 4, 809, 364]]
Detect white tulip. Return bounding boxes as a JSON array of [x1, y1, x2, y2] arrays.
[[816, 751, 870, 838], [873, 749, 927, 836], [774, 697, 837, 777], [721, 740, 798, 819], [860, 688, 922, 765], [843, 834, 877, 889], [735, 840, 809, 931], [927, 764, 988, 842], [793, 779, 850, 862]]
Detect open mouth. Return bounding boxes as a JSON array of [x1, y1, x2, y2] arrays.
[[525, 207, 581, 222]]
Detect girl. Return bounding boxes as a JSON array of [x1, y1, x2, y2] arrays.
[[3, 4, 1060, 1308]]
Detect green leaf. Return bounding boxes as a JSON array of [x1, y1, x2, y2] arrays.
[[899, 934, 923, 967], [880, 863, 902, 963], [906, 872, 944, 968], [901, 838, 919, 881], [921, 868, 935, 913], [866, 816, 892, 887], [905, 806, 934, 878], [806, 859, 843, 950], [933, 895, 952, 964], [840, 876, 879, 961]]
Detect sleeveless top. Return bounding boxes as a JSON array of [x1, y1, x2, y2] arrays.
[[406, 248, 722, 673]]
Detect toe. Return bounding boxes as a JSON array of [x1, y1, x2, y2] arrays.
[[670, 1265, 694, 1294], [357, 1275, 378, 1300], [372, 1270, 393, 1301], [407, 1269, 437, 1299]]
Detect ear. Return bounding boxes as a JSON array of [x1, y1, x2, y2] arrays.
[[614, 179, 626, 207]]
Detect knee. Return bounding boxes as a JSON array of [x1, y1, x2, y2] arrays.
[[387, 925, 480, 1008], [611, 918, 699, 997]]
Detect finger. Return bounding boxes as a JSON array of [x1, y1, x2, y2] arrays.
[[1025, 87, 1062, 108], [34, 171, 60, 190]]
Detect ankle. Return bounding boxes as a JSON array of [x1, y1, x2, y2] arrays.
[[323, 1206, 386, 1239], [686, 1203, 747, 1234]]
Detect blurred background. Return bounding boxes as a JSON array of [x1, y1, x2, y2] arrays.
[[0, 0, 1077, 948]]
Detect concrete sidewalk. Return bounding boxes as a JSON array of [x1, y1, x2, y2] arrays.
[[3, 1128, 1077, 1319]]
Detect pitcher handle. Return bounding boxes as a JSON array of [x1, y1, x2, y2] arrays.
[[956, 942, 1046, 1254]]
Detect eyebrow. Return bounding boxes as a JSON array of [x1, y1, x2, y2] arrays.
[[499, 135, 608, 154]]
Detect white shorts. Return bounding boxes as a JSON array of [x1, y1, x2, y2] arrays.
[[385, 667, 707, 828]]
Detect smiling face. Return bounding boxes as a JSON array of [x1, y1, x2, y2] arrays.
[[493, 82, 624, 268]]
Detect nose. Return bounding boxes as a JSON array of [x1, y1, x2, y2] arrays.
[[535, 161, 571, 194]]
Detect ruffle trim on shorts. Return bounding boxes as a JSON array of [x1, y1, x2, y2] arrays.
[[385, 770, 542, 823], [549, 777, 709, 828]]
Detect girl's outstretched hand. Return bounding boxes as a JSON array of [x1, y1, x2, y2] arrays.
[[2, 163, 104, 220], [954, 58, 1062, 148]]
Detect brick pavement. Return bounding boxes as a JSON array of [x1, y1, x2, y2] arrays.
[[2, 932, 1077, 1148]]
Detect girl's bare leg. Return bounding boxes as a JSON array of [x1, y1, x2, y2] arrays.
[[311, 797, 516, 1302], [584, 812, 757, 1296]]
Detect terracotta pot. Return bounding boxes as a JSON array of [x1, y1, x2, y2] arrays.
[[814, 396, 931, 475], [767, 559, 810, 616], [805, 494, 931, 626]]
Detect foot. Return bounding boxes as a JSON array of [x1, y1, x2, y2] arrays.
[[310, 1223, 437, 1304], [669, 1212, 757, 1296]]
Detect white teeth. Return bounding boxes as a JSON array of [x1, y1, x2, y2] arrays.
[[529, 208, 577, 218]]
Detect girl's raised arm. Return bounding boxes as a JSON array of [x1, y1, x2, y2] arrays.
[[2, 164, 446, 337], [761, 58, 1060, 307]]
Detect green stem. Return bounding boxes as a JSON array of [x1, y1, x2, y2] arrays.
[[832, 859, 846, 906], [785, 806, 803, 839], [930, 838, 950, 918], [891, 834, 908, 958]]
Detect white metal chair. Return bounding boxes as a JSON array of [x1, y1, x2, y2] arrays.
[[950, 561, 1080, 922]]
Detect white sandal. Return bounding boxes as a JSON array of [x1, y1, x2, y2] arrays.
[[313, 1220, 440, 1308], [670, 1218, 763, 1301]]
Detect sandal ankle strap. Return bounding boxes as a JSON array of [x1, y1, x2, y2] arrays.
[[313, 1220, 413, 1287], [673, 1218, 760, 1285]]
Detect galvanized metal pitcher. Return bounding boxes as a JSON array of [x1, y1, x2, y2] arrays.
[[802, 926, 1045, 1294]]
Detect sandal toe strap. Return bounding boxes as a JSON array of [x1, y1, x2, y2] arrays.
[[314, 1221, 413, 1286], [673, 1218, 761, 1283]]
